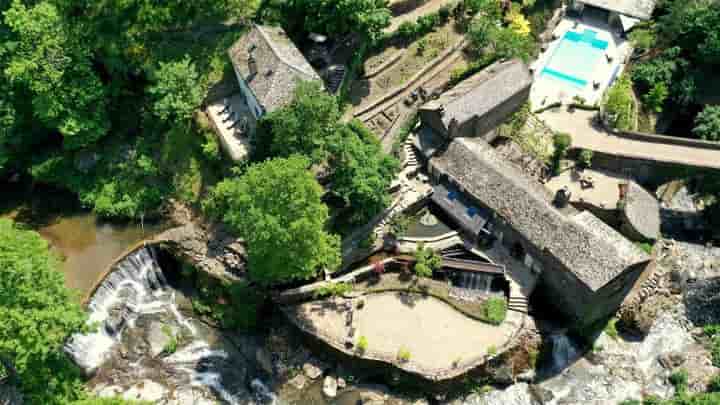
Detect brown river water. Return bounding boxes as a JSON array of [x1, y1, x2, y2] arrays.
[[1, 182, 165, 295]]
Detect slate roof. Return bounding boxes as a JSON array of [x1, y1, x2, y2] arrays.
[[430, 138, 650, 292], [420, 59, 532, 129], [228, 25, 321, 113], [578, 0, 656, 20], [622, 182, 661, 240]]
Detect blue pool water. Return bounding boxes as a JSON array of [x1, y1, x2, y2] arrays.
[[541, 29, 609, 88]]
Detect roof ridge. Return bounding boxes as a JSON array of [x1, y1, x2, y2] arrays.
[[254, 24, 317, 79]]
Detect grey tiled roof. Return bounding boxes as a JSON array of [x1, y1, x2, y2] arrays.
[[622, 182, 661, 240], [430, 138, 650, 292], [421, 59, 532, 129], [578, 0, 656, 19], [228, 25, 321, 112]]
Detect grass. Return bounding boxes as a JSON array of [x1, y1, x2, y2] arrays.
[[313, 282, 353, 298], [635, 242, 654, 255]]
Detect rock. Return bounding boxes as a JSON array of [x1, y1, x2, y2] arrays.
[[256, 347, 274, 375], [658, 352, 685, 369], [147, 322, 176, 358], [322, 376, 338, 398], [360, 390, 385, 404], [303, 362, 323, 379], [122, 380, 167, 402], [337, 377, 346, 389], [288, 374, 307, 390]]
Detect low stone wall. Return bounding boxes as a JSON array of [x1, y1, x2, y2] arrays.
[[611, 129, 720, 151]]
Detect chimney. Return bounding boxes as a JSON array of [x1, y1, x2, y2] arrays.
[[248, 54, 258, 78]]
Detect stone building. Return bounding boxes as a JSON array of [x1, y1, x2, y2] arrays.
[[428, 137, 652, 326], [570, 0, 657, 31], [418, 59, 532, 143], [209, 25, 321, 161]]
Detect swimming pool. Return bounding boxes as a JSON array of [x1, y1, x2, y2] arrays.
[[541, 29, 609, 88]]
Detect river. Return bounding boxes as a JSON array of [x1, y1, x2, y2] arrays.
[[1, 182, 165, 295]]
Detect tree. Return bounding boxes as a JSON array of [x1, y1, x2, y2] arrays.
[[693, 105, 720, 141], [604, 75, 635, 131], [148, 56, 203, 123], [255, 81, 342, 163], [506, 8, 531, 37], [328, 120, 399, 225], [2, 1, 109, 149], [0, 218, 88, 404], [643, 82, 668, 113], [204, 155, 340, 285], [414, 244, 441, 278], [286, 0, 390, 42]]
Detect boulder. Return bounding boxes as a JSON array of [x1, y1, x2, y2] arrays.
[[303, 362, 323, 379], [288, 374, 307, 390], [322, 376, 338, 398], [658, 352, 685, 369]]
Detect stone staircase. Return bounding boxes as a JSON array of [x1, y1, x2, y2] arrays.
[[507, 281, 530, 314]]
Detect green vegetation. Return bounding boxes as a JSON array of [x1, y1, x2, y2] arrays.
[[161, 325, 179, 355], [708, 374, 720, 392], [704, 325, 720, 367], [482, 297, 507, 325], [357, 335, 369, 353], [183, 264, 265, 330], [604, 75, 636, 131], [487, 345, 498, 356], [397, 347, 412, 362], [413, 244, 442, 278], [551, 132, 572, 175], [255, 81, 399, 228], [204, 155, 340, 285], [314, 282, 353, 298], [636, 242, 654, 255], [578, 149, 594, 170], [604, 317, 620, 339], [0, 218, 89, 404], [466, 0, 535, 62], [669, 369, 689, 396], [693, 106, 720, 142], [389, 213, 413, 237]]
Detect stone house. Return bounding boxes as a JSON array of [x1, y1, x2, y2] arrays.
[[418, 59, 532, 144], [429, 137, 652, 326], [570, 0, 657, 31], [210, 25, 321, 161]]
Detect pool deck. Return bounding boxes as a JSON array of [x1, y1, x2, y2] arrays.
[[530, 16, 632, 107]]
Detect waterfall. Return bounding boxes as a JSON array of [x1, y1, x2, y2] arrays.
[[549, 334, 581, 373], [65, 246, 170, 374]]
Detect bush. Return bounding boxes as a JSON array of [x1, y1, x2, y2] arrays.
[[578, 149, 594, 169], [397, 21, 418, 40], [709, 374, 720, 392], [397, 347, 411, 362], [414, 243, 441, 278], [314, 282, 353, 298], [357, 335, 369, 353], [483, 297, 507, 325], [604, 75, 635, 131], [553, 132, 572, 154], [705, 326, 720, 367], [669, 369, 689, 395], [693, 105, 720, 142]]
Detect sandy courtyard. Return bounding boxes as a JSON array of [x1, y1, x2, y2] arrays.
[[356, 293, 511, 371], [288, 292, 525, 377]]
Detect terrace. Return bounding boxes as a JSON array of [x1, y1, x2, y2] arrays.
[[530, 14, 631, 106]]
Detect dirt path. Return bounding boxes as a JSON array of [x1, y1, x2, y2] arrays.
[[385, 0, 456, 33], [539, 109, 720, 170]]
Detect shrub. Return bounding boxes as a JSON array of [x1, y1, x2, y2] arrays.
[[709, 374, 720, 392], [417, 38, 428, 55], [487, 345, 498, 356], [693, 105, 720, 142], [314, 282, 353, 298], [397, 21, 418, 40], [553, 132, 572, 154], [414, 243, 442, 278], [389, 213, 412, 237], [669, 369, 689, 395], [357, 335, 369, 353], [483, 297, 507, 325], [397, 347, 411, 362], [604, 75, 635, 131], [578, 149, 594, 169]]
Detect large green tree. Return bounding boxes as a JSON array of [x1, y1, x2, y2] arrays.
[[0, 218, 88, 404], [283, 0, 390, 41], [149, 56, 204, 123], [204, 155, 341, 284], [2, 1, 109, 150], [329, 120, 399, 225], [255, 81, 342, 163]]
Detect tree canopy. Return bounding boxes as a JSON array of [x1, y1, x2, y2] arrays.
[[693, 106, 720, 141], [282, 0, 391, 42], [204, 155, 341, 284], [0, 218, 88, 404], [149, 56, 204, 123]]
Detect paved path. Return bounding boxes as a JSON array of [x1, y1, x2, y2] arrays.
[[538, 109, 720, 170]]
